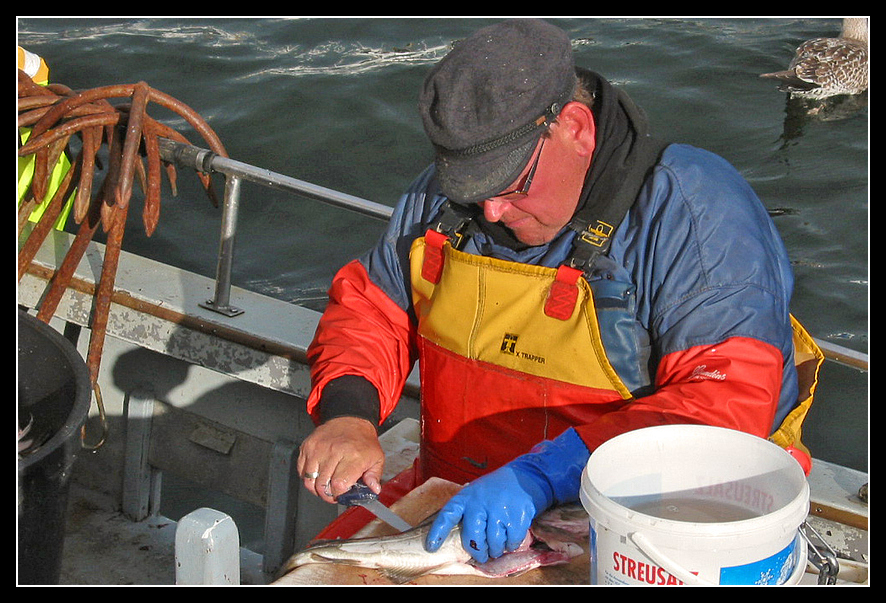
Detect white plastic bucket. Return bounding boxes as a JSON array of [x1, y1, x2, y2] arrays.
[[579, 425, 809, 585]]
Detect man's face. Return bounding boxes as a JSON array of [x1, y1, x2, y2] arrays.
[[478, 110, 594, 246]]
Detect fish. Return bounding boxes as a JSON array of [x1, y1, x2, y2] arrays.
[[280, 503, 588, 584]]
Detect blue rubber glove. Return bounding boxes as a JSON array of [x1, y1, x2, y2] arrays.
[[425, 428, 590, 563]]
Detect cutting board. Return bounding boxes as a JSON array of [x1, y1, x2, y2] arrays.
[[273, 477, 590, 585]]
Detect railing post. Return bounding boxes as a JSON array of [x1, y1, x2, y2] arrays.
[[200, 174, 243, 317], [157, 137, 396, 320]]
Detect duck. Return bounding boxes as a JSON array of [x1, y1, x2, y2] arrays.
[[760, 18, 868, 99]]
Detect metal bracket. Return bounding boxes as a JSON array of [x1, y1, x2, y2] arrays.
[[800, 521, 840, 584], [158, 138, 398, 320], [198, 174, 244, 317]]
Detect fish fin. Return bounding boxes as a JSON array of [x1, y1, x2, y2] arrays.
[[379, 562, 482, 584], [471, 549, 575, 579], [377, 566, 435, 584], [278, 552, 350, 575], [298, 552, 365, 568]]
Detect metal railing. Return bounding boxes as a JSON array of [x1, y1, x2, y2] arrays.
[[158, 138, 393, 317], [158, 138, 868, 372]]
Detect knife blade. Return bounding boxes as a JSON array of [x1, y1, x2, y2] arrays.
[[336, 480, 413, 532]]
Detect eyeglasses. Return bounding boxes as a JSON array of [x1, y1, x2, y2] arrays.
[[493, 138, 546, 199]]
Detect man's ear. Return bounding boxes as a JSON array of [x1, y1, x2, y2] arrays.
[[553, 101, 596, 158]]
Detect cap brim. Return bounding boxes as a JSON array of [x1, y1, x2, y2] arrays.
[[435, 135, 539, 204]]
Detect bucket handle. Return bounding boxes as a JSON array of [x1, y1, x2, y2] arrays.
[[629, 532, 714, 585], [629, 531, 807, 586]]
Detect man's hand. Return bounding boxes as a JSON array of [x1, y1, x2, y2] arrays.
[[425, 466, 544, 563], [297, 416, 384, 503], [425, 428, 590, 562]]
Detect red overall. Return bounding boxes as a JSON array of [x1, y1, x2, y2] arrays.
[[410, 230, 634, 483], [409, 230, 823, 484]]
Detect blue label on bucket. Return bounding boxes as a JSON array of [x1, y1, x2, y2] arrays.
[[718, 538, 800, 585]]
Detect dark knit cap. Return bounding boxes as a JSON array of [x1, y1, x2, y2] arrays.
[[419, 19, 576, 203]]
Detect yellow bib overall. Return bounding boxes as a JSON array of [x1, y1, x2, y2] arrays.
[[410, 230, 633, 483], [409, 230, 823, 483]]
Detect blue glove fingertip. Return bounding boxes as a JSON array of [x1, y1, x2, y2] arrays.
[[460, 507, 491, 564], [425, 500, 464, 552], [424, 518, 448, 552], [425, 536, 447, 553], [462, 533, 488, 564]]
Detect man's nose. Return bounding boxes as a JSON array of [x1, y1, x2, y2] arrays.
[[481, 198, 510, 223]]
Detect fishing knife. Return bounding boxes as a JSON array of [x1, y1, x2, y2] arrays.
[[337, 480, 413, 532]]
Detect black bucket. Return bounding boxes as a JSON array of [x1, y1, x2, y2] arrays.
[[18, 311, 92, 585]]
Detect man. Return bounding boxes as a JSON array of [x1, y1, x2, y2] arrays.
[[297, 19, 821, 564]]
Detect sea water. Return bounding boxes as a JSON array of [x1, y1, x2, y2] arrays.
[[17, 17, 867, 474]]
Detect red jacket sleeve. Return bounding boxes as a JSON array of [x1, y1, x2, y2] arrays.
[[575, 336, 783, 451], [306, 260, 417, 424]]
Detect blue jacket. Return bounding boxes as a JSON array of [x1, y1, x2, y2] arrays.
[[348, 143, 799, 436]]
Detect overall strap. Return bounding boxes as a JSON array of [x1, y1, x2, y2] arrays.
[[566, 137, 670, 277], [421, 200, 482, 284], [550, 132, 669, 321], [429, 199, 481, 250]]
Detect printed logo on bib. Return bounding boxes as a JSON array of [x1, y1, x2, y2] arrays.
[[500, 333, 546, 365]]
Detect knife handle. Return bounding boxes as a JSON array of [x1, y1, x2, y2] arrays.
[[335, 479, 377, 506]]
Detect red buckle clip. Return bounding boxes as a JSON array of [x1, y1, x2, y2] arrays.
[[545, 265, 582, 320], [421, 229, 448, 284]]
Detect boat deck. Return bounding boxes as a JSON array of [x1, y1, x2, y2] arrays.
[[58, 420, 422, 585], [52, 419, 867, 585], [20, 229, 866, 586]]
